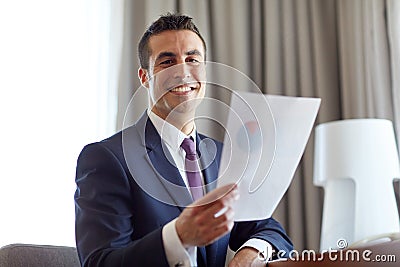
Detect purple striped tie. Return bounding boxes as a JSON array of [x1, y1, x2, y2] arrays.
[[181, 138, 203, 201]]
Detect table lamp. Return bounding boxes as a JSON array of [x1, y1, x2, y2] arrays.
[[313, 119, 400, 251]]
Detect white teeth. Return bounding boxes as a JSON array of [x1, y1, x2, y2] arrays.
[[170, 86, 192, 92]]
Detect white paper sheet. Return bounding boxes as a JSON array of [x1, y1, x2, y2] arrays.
[[217, 92, 321, 221]]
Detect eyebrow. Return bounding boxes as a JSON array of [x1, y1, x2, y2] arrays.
[[155, 49, 203, 62], [186, 49, 203, 57]]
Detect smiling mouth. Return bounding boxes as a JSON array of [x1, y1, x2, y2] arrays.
[[169, 84, 198, 93]]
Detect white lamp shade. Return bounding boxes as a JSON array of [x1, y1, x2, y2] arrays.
[[314, 119, 400, 250]]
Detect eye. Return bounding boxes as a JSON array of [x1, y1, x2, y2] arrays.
[[187, 58, 200, 64], [160, 59, 174, 65]]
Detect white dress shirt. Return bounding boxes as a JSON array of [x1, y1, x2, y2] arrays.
[[148, 111, 272, 267]]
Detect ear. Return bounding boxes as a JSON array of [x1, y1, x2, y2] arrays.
[[138, 68, 149, 88]]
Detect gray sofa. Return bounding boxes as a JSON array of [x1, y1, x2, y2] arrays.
[[0, 244, 80, 267]]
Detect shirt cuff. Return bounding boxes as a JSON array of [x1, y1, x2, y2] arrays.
[[238, 238, 274, 260], [162, 218, 197, 267]]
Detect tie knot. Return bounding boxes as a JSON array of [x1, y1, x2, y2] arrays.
[[181, 137, 196, 157]]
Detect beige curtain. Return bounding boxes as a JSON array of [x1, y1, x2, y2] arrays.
[[115, 0, 399, 251], [387, 0, 400, 153]]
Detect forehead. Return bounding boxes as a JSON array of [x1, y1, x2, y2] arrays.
[[148, 30, 205, 59]]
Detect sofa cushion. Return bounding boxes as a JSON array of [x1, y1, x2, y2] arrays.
[[0, 244, 80, 267]]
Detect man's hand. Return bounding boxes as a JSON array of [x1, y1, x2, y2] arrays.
[[228, 247, 265, 267], [175, 183, 239, 247]]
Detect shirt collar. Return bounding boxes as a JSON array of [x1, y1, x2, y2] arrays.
[[148, 110, 197, 152]]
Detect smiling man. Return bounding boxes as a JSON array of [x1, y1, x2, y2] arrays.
[[139, 29, 206, 135], [74, 13, 292, 267]]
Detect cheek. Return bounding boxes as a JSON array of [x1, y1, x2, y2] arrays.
[[152, 91, 169, 106], [149, 77, 168, 102], [191, 65, 206, 81], [199, 82, 206, 95]]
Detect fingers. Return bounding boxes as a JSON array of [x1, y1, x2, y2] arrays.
[[193, 183, 238, 208], [209, 207, 235, 237], [196, 183, 238, 222], [190, 205, 235, 230], [194, 211, 235, 245], [176, 183, 240, 247], [206, 219, 235, 244]]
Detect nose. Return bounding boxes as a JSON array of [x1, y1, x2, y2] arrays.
[[172, 62, 191, 79]]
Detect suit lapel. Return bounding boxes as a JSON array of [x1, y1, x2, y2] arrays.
[[136, 113, 193, 209], [196, 133, 219, 193]]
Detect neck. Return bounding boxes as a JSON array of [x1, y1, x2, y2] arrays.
[[152, 109, 195, 135], [180, 120, 195, 135]]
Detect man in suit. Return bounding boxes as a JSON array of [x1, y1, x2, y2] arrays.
[[75, 13, 293, 266]]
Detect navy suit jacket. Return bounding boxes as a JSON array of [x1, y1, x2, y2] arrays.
[[75, 112, 293, 266]]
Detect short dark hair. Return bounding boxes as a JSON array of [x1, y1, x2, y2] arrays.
[[138, 13, 207, 69]]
